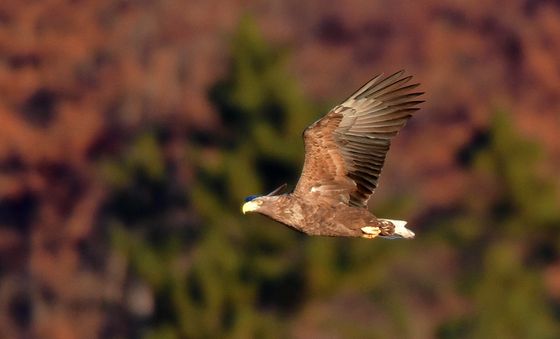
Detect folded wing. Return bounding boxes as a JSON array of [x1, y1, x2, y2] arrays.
[[294, 71, 423, 207]]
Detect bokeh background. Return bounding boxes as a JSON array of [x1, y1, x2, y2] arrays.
[[1, 1, 560, 338]]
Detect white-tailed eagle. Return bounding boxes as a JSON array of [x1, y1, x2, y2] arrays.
[[242, 71, 423, 239]]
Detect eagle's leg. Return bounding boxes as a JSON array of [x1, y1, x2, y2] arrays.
[[360, 226, 381, 239]]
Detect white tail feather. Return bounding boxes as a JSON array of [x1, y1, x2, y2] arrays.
[[379, 219, 415, 239]]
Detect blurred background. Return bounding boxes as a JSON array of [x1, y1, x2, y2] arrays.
[[0, 0, 559, 338]]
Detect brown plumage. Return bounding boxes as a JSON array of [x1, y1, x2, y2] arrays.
[[242, 71, 423, 239]]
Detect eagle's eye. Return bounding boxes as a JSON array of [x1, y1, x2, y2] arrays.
[[244, 195, 260, 202]]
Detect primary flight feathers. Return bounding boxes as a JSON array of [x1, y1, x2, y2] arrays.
[[295, 70, 423, 207]]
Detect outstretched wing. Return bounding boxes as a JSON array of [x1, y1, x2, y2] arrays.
[[294, 71, 423, 207]]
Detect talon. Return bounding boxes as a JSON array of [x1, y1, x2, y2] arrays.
[[361, 226, 381, 239]]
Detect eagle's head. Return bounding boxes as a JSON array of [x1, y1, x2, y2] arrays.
[[242, 195, 266, 214], [242, 193, 299, 228], [242, 195, 284, 215], [242, 184, 288, 215]]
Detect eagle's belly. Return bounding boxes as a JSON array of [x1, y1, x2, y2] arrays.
[[266, 195, 382, 237], [290, 202, 374, 237], [321, 206, 376, 237]]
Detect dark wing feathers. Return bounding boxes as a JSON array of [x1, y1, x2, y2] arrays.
[[294, 71, 423, 207]]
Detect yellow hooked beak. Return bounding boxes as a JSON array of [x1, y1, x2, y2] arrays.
[[242, 201, 260, 214]]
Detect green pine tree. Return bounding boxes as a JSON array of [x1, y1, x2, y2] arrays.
[[438, 111, 560, 338]]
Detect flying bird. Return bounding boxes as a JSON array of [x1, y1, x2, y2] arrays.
[[242, 71, 423, 239]]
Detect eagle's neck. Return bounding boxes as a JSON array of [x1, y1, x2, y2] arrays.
[[262, 194, 308, 231]]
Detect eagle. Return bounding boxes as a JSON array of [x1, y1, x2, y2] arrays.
[[242, 70, 423, 239]]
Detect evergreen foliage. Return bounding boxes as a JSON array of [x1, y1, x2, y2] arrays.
[[438, 112, 560, 338], [102, 18, 560, 339]]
